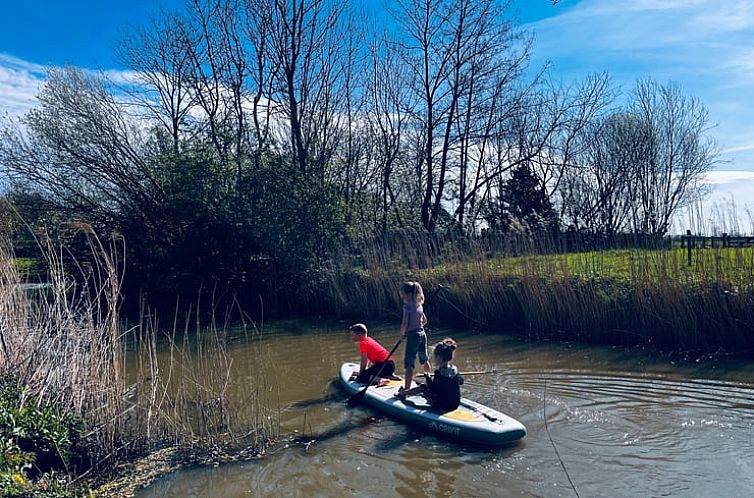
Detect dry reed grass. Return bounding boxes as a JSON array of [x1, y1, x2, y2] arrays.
[[323, 229, 754, 356], [0, 226, 277, 477]]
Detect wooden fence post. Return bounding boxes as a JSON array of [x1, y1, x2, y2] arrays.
[[686, 229, 692, 266]]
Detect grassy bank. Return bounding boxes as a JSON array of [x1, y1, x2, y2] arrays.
[[0, 232, 278, 497], [322, 241, 754, 356]]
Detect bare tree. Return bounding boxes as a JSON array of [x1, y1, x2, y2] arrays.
[[363, 31, 414, 233], [567, 112, 653, 234], [265, 0, 348, 178], [243, 0, 279, 151], [630, 78, 718, 235], [118, 11, 197, 154], [182, 0, 229, 161], [0, 69, 161, 228], [391, 0, 530, 232], [531, 74, 613, 207]]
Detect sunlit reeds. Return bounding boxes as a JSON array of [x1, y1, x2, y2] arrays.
[[324, 228, 754, 357]]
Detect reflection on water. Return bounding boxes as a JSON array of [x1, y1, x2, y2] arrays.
[[136, 319, 754, 498]]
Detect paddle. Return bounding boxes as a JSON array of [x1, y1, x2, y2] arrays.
[[414, 369, 502, 378], [457, 371, 493, 376], [347, 338, 402, 407]]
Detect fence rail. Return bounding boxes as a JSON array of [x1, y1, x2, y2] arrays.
[[679, 231, 754, 249], [350, 228, 754, 270]]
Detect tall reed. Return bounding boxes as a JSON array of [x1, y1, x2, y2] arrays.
[[323, 229, 754, 356], [0, 226, 277, 480]]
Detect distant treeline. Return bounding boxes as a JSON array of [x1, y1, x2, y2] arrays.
[[0, 0, 718, 312]]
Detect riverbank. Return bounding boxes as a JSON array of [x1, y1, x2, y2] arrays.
[[92, 441, 267, 498], [321, 246, 754, 357]]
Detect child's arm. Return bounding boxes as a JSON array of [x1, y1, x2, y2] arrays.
[[400, 310, 409, 338], [359, 352, 368, 374]]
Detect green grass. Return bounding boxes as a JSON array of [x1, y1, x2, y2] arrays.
[[12, 258, 39, 279], [404, 247, 754, 287]]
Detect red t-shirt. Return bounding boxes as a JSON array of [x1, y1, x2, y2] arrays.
[[359, 336, 391, 363]]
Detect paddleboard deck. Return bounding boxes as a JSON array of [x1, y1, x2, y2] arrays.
[[339, 362, 526, 446]]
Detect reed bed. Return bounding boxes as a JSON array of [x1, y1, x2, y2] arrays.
[[323, 231, 754, 357], [0, 228, 277, 492], [127, 302, 278, 452]]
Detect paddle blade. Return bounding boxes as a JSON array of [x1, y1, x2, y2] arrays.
[[347, 387, 367, 407]]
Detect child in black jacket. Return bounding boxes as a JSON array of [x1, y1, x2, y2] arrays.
[[397, 338, 463, 412]]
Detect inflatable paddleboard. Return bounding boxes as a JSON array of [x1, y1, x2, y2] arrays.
[[340, 362, 526, 446]]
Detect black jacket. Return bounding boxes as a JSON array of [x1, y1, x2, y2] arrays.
[[426, 365, 464, 411]]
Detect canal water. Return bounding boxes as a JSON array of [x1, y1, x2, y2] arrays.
[[135, 319, 754, 497]]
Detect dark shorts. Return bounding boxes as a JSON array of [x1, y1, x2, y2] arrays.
[[404, 329, 428, 369], [357, 360, 395, 384]]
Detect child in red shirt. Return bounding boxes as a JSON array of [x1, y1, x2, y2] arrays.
[[349, 323, 396, 384]]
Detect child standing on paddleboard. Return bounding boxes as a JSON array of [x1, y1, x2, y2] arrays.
[[398, 281, 431, 394], [399, 338, 464, 412], [349, 323, 396, 384]]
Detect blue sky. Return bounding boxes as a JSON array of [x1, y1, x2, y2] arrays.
[[1, 0, 754, 230]]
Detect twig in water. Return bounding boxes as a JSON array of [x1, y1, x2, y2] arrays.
[[544, 379, 580, 498]]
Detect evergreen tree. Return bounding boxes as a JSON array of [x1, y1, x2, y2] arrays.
[[503, 165, 558, 233]]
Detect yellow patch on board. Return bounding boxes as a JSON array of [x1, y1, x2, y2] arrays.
[[444, 409, 480, 422]]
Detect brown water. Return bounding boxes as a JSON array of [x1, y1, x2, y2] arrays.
[[135, 319, 754, 498]]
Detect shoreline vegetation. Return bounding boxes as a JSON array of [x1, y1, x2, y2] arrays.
[[0, 233, 278, 497], [320, 231, 754, 357]]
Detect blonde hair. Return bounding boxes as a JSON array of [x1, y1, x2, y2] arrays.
[[433, 338, 457, 362], [400, 281, 425, 305]]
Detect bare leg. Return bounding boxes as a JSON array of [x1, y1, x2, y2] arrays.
[[404, 366, 414, 391]]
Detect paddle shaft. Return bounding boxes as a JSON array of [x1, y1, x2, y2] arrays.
[[347, 338, 402, 406], [348, 285, 444, 406], [414, 369, 501, 378]]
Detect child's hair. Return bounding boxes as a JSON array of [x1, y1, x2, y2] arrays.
[[433, 338, 457, 362], [349, 323, 368, 335], [400, 281, 425, 305]]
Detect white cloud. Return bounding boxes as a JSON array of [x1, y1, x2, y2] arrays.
[[702, 170, 754, 231], [722, 142, 754, 155], [528, 0, 754, 179], [0, 54, 46, 117], [668, 170, 754, 234], [532, 0, 754, 62], [0, 53, 141, 118], [705, 170, 754, 186]]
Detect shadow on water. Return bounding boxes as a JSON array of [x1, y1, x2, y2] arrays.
[[285, 380, 344, 410], [288, 412, 383, 449]]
